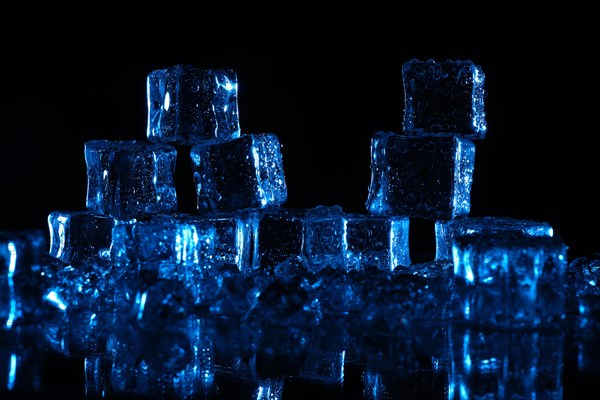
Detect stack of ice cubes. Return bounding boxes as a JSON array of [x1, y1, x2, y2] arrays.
[[1, 60, 598, 399]]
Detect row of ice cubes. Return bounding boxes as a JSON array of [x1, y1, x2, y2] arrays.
[[0, 211, 575, 330], [84, 134, 287, 219]]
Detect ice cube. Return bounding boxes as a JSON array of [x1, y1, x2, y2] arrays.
[[257, 205, 349, 273], [366, 131, 475, 220], [450, 233, 568, 329], [111, 212, 260, 304], [303, 205, 348, 273], [256, 207, 306, 271], [190, 133, 287, 213], [346, 213, 411, 271], [147, 64, 240, 145], [402, 58, 487, 139], [85, 140, 178, 219], [435, 216, 554, 261], [48, 210, 135, 264]]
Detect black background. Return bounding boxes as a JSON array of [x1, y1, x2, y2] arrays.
[[1, 14, 597, 261], [1, 9, 598, 400]]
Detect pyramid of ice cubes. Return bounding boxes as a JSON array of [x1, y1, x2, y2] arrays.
[[364, 59, 568, 331]]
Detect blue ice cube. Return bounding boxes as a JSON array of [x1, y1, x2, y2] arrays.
[[111, 216, 214, 269], [110, 213, 254, 271], [147, 64, 240, 145], [435, 216, 554, 261], [148, 212, 260, 272], [366, 131, 475, 220], [346, 213, 411, 271], [111, 213, 259, 304], [256, 206, 349, 273], [1, 229, 47, 329], [449, 326, 564, 399], [450, 233, 568, 329], [402, 59, 487, 139], [303, 205, 348, 273], [85, 140, 178, 219], [256, 207, 305, 270], [259, 206, 411, 274], [190, 133, 288, 213], [48, 210, 135, 264], [111, 220, 220, 305]]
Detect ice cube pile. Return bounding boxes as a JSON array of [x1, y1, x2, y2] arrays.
[[1, 60, 597, 399]]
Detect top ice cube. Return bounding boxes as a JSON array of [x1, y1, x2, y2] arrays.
[[147, 64, 240, 145], [402, 59, 487, 139]]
